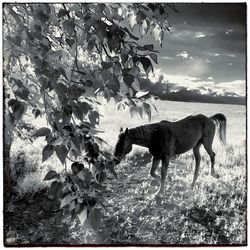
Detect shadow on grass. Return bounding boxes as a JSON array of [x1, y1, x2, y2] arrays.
[[181, 205, 230, 245]]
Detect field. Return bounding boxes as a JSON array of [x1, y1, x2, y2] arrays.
[[5, 99, 247, 245]]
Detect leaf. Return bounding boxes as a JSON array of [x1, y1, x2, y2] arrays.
[[131, 78, 140, 91], [42, 145, 55, 162], [71, 135, 82, 151], [34, 127, 51, 137], [153, 26, 164, 45], [78, 207, 88, 225], [77, 169, 92, 185], [34, 109, 41, 118], [88, 110, 99, 127], [60, 194, 76, 209], [66, 38, 75, 47], [143, 102, 151, 121], [143, 44, 154, 51], [63, 19, 75, 36], [15, 87, 30, 101], [53, 82, 67, 96], [139, 19, 150, 36], [81, 102, 91, 114], [48, 181, 62, 199], [72, 103, 83, 121], [149, 53, 158, 64], [88, 208, 102, 229], [128, 13, 137, 30], [123, 74, 134, 85], [55, 145, 68, 164], [71, 162, 84, 175], [130, 106, 137, 117], [107, 36, 120, 52], [140, 57, 153, 75], [96, 171, 106, 183], [11, 101, 25, 122], [43, 170, 59, 181], [58, 8, 69, 18], [123, 27, 139, 40], [69, 199, 77, 212], [136, 91, 149, 98], [8, 99, 18, 107], [137, 106, 143, 118]]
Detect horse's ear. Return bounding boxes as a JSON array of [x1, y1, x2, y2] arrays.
[[125, 128, 129, 135], [120, 127, 123, 133]]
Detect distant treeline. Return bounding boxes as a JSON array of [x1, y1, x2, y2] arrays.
[[140, 78, 246, 105]]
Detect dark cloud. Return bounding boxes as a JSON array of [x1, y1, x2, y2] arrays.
[[170, 3, 246, 28], [154, 3, 246, 83]]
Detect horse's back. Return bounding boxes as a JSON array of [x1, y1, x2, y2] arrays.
[[160, 114, 215, 154]]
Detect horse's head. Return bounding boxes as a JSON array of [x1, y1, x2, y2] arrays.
[[114, 127, 132, 163]]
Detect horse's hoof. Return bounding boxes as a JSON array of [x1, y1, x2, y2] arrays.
[[149, 174, 160, 180], [211, 173, 220, 178]]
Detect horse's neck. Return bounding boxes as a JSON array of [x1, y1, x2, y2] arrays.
[[128, 126, 153, 148]]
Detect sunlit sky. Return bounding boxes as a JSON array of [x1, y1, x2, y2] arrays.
[[145, 3, 246, 97]]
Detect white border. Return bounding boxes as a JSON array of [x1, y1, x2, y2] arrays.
[[0, 1, 248, 250]]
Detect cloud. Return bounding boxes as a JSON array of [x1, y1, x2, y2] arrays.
[[159, 56, 175, 60], [195, 32, 206, 38], [149, 69, 245, 97], [226, 54, 236, 58], [176, 51, 190, 59]]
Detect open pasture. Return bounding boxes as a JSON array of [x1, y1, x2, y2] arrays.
[[8, 99, 246, 245]]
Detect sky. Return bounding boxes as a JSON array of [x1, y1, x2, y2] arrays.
[[147, 3, 246, 97]]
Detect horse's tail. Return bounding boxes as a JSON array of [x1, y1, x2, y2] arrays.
[[210, 113, 227, 145]]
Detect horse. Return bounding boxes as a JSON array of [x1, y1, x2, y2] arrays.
[[113, 113, 227, 196]]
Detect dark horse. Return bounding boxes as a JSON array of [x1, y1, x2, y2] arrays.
[[114, 113, 227, 196]]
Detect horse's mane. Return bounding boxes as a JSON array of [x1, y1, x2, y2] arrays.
[[128, 123, 161, 141]]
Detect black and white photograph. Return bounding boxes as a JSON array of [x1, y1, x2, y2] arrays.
[[2, 2, 247, 246]]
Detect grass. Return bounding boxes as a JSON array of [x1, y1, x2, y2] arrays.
[[7, 99, 246, 245]]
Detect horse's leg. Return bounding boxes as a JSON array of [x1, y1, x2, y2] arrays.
[[191, 142, 201, 189], [203, 129, 219, 178], [150, 157, 160, 179], [156, 155, 170, 195]]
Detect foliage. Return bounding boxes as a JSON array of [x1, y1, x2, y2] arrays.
[[3, 3, 173, 222]]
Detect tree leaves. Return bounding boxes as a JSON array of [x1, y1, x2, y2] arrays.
[[78, 207, 88, 225], [8, 99, 25, 123], [88, 110, 99, 127], [62, 19, 75, 36], [123, 27, 139, 40], [123, 74, 134, 86], [65, 38, 75, 47], [42, 144, 55, 162], [128, 13, 137, 30], [34, 127, 51, 137], [136, 91, 149, 98], [55, 145, 68, 164], [143, 44, 154, 51], [143, 102, 151, 121], [130, 106, 137, 118], [139, 57, 153, 75], [58, 9, 69, 18], [60, 193, 76, 209], [4, 3, 173, 225], [43, 170, 59, 181], [149, 53, 158, 64], [71, 162, 84, 175]]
